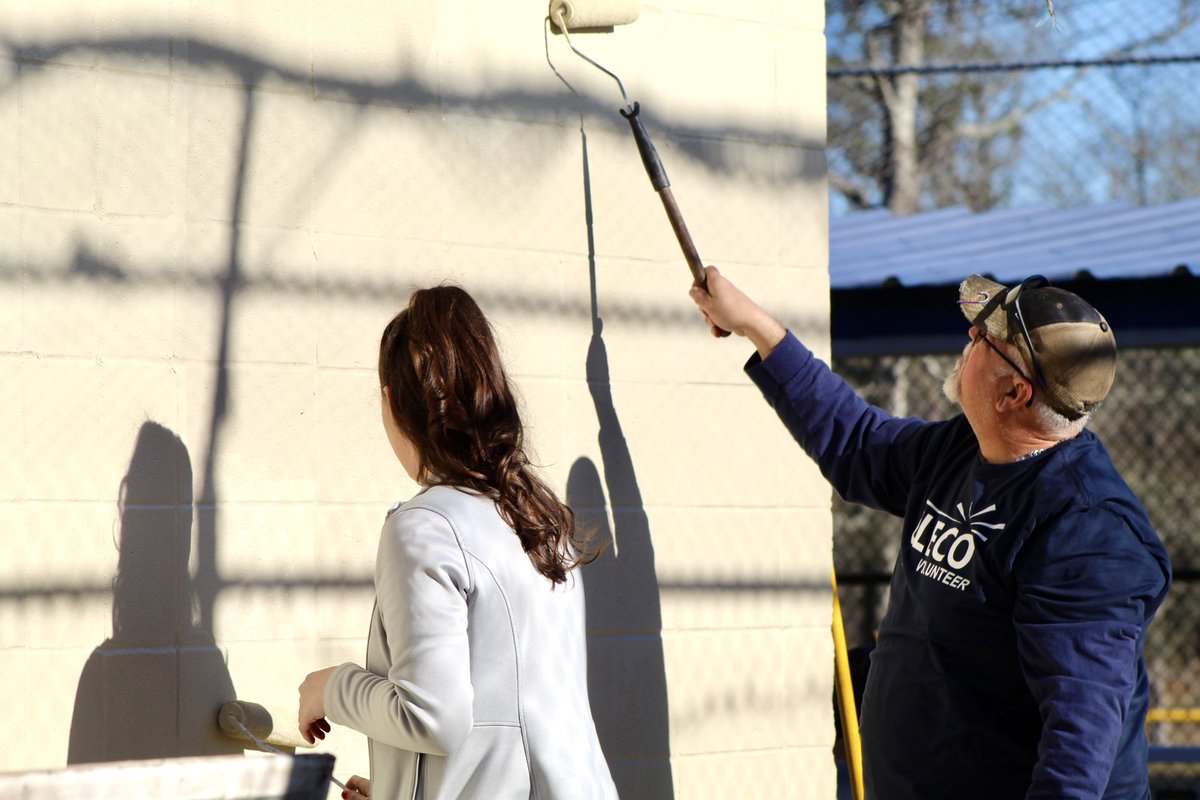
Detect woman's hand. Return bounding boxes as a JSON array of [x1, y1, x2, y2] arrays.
[[342, 775, 370, 800], [297, 666, 337, 744]]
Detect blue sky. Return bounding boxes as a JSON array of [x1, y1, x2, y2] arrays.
[[826, 0, 1200, 214]]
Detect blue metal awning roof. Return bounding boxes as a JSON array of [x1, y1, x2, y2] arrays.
[[830, 198, 1200, 290], [829, 200, 1200, 355]]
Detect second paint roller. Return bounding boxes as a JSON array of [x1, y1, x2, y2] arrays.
[[550, 0, 729, 335]]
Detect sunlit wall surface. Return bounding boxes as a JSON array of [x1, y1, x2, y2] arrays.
[[0, 1, 831, 797]]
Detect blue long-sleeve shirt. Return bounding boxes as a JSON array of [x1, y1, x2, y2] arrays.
[[748, 333, 1170, 800]]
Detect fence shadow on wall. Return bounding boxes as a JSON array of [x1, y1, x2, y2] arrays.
[[0, 31, 825, 329], [2, 28, 827, 773]]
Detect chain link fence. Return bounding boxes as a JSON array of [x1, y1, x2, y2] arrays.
[[828, 3, 1200, 791], [827, 0, 1200, 216], [832, 346, 1200, 795]]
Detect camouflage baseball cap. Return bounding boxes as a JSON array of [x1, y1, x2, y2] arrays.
[[957, 274, 1117, 419]]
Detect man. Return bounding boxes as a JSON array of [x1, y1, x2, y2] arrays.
[[691, 268, 1171, 799]]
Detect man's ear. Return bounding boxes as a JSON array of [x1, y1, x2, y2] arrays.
[[995, 375, 1033, 413]]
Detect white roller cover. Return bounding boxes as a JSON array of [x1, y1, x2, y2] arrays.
[[549, 0, 639, 29]]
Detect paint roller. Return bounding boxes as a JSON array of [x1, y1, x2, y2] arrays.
[[551, 11, 865, 797], [217, 700, 310, 751], [550, 0, 638, 29], [550, 0, 730, 336], [219, 701, 351, 791]]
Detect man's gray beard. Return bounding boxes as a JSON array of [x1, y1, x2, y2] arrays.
[[942, 341, 972, 404], [942, 367, 961, 404]]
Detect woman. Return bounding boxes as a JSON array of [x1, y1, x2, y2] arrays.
[[298, 286, 617, 799]]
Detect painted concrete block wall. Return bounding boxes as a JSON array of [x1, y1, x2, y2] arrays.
[[0, 1, 830, 797]]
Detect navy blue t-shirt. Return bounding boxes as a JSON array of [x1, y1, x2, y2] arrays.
[[748, 333, 1171, 800]]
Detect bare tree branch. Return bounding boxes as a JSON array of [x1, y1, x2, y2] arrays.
[[830, 173, 878, 210], [957, 78, 1078, 140]]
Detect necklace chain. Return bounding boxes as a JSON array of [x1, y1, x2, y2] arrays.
[[1014, 447, 1046, 462]]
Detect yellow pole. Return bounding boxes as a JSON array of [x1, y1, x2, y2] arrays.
[[1146, 708, 1200, 723], [832, 569, 865, 800]]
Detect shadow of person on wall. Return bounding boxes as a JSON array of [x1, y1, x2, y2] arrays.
[[569, 318, 676, 797], [68, 421, 242, 763]]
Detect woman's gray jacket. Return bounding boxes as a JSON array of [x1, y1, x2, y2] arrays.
[[323, 484, 618, 799]]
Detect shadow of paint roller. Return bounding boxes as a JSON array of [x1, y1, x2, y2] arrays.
[[549, 0, 730, 336], [218, 701, 310, 751]]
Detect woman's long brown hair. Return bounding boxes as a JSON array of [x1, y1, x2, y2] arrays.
[[379, 286, 593, 584]]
